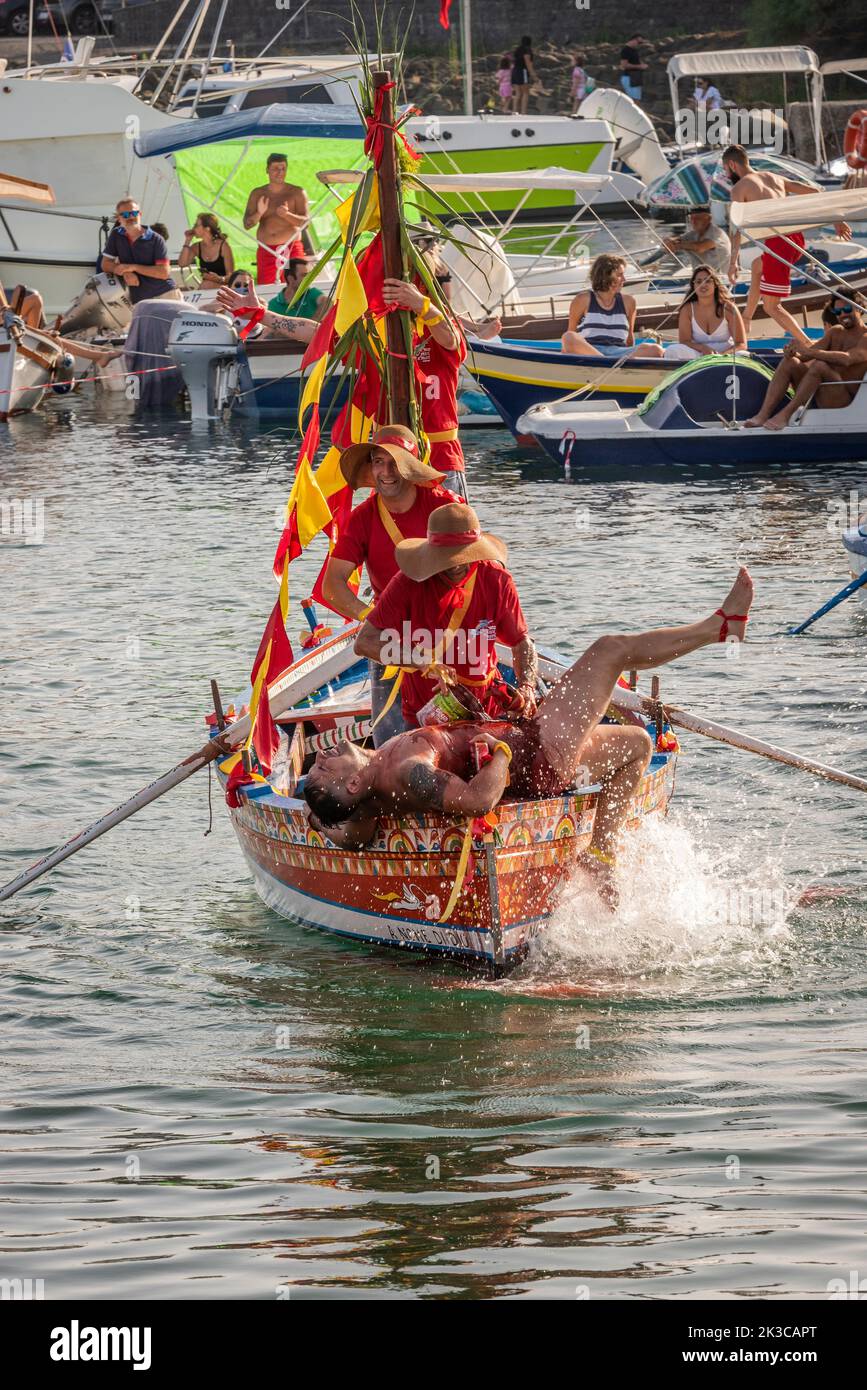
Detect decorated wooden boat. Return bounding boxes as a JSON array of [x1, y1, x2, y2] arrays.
[[215, 640, 677, 972]]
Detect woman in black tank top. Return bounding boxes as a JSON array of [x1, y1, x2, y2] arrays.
[[179, 213, 235, 287], [511, 36, 536, 114]]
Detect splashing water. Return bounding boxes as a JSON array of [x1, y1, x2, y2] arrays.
[[519, 811, 798, 992]]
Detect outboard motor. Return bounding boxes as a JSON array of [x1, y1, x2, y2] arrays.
[[50, 353, 76, 395], [59, 273, 133, 336], [166, 310, 243, 420]]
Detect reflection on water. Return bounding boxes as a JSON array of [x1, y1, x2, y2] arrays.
[[0, 382, 865, 1299]]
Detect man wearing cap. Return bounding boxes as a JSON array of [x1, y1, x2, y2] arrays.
[[662, 207, 731, 276], [323, 424, 454, 745], [353, 501, 539, 733]]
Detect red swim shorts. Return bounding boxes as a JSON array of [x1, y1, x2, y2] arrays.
[[759, 232, 805, 298], [256, 240, 305, 287]]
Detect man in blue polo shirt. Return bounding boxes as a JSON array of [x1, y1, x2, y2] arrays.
[[101, 199, 178, 304]]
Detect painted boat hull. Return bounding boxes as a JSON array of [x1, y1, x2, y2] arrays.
[[224, 751, 677, 970], [532, 427, 867, 469]]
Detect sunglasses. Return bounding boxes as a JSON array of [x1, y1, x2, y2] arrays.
[[827, 304, 853, 316], [119, 209, 140, 220]]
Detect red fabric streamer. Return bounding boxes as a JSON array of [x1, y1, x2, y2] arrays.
[[301, 301, 337, 370], [363, 83, 422, 169], [439, 0, 453, 30], [233, 305, 265, 341]]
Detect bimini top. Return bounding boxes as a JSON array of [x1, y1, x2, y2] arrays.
[[729, 186, 867, 240], [134, 104, 366, 159], [317, 166, 644, 199], [667, 47, 821, 82]]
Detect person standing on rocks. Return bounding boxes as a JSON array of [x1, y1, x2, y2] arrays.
[[619, 34, 648, 103], [510, 36, 537, 115]]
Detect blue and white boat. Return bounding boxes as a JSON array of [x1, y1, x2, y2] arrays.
[[516, 355, 867, 469]]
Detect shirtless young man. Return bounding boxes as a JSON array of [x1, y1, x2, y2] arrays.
[[243, 154, 310, 286], [745, 290, 867, 430], [723, 144, 851, 345], [303, 567, 754, 902]]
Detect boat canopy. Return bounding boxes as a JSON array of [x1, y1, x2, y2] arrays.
[[668, 47, 823, 166], [667, 47, 820, 81], [317, 166, 644, 199], [134, 104, 366, 159], [730, 186, 867, 240], [819, 58, 867, 76]]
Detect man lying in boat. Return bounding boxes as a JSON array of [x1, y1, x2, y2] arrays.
[[303, 523, 755, 901], [744, 290, 867, 430]]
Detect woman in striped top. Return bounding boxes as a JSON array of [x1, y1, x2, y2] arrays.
[[562, 254, 664, 358]]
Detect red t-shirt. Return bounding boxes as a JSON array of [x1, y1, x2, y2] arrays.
[[331, 484, 452, 598], [415, 327, 467, 475], [370, 560, 529, 724]]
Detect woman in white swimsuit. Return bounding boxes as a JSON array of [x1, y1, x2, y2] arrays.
[[667, 265, 748, 360]]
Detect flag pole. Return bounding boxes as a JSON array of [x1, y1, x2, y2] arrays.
[[461, 0, 473, 116], [372, 69, 412, 428]]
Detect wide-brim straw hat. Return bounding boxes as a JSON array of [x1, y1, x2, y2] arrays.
[[339, 423, 442, 490], [395, 502, 507, 581]]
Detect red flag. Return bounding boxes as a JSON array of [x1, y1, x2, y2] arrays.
[[301, 301, 337, 370], [439, 0, 453, 29]]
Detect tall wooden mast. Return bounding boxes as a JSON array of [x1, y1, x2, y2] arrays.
[[372, 69, 412, 429]]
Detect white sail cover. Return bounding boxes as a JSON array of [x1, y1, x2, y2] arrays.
[[820, 58, 867, 76], [730, 187, 867, 239], [667, 47, 820, 81], [318, 167, 643, 198]]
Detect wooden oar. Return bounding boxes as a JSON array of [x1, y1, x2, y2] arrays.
[[0, 626, 362, 905], [787, 569, 867, 634], [611, 688, 867, 794]]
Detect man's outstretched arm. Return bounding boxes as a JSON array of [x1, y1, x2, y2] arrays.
[[402, 743, 511, 818]]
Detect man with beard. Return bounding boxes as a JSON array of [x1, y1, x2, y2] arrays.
[[722, 144, 851, 345], [745, 290, 867, 429]]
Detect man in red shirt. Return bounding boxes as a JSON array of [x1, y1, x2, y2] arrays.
[[382, 271, 467, 496], [323, 424, 453, 745], [355, 501, 539, 730]]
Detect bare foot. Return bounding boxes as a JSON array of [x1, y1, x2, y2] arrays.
[[580, 849, 618, 910], [715, 566, 754, 642], [763, 414, 789, 431], [743, 415, 767, 428]]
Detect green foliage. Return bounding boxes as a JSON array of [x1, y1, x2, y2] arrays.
[[748, 0, 838, 44]]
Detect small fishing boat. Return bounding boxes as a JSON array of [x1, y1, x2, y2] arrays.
[[215, 636, 677, 972], [517, 354, 867, 469], [466, 338, 784, 440], [0, 172, 75, 420]]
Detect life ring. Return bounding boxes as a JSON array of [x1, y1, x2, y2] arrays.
[[843, 109, 867, 171]]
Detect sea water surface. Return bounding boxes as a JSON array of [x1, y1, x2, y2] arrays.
[[1, 388, 866, 1300]]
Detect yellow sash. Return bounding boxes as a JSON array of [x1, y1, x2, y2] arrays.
[[371, 568, 479, 729], [376, 494, 408, 548]]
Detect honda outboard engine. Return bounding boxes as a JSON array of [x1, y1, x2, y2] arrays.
[[166, 310, 243, 419]]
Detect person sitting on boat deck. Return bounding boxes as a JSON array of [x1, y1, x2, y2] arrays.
[[744, 290, 867, 431], [179, 213, 234, 288], [0, 283, 44, 329], [723, 144, 852, 347], [322, 425, 455, 747], [662, 207, 731, 277], [352, 501, 540, 751], [266, 258, 325, 321], [243, 153, 309, 287], [561, 254, 664, 358], [101, 200, 179, 305], [304, 566, 755, 905], [665, 266, 747, 360]]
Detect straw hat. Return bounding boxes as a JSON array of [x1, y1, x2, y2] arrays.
[[339, 423, 442, 490], [395, 502, 507, 582]]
